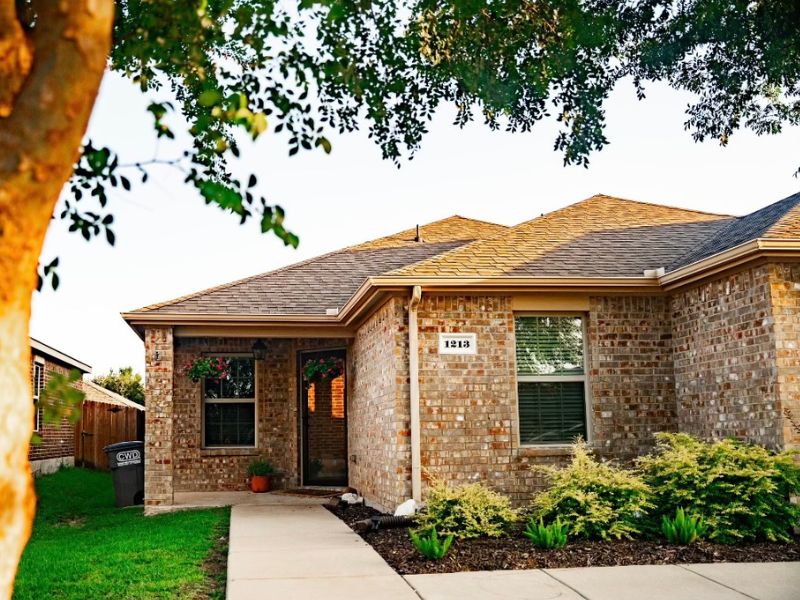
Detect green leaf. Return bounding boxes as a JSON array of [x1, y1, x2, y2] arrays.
[[199, 89, 222, 107], [319, 137, 332, 154], [197, 180, 244, 214]]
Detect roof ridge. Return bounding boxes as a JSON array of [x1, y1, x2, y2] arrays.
[[387, 194, 731, 277], [384, 218, 517, 276], [345, 214, 506, 251], [586, 193, 733, 218]]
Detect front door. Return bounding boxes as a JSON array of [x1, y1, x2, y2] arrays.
[[300, 349, 348, 486]]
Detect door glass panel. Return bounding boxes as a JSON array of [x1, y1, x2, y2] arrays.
[[303, 354, 347, 486]]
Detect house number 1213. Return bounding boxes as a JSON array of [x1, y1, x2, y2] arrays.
[[438, 333, 477, 355]]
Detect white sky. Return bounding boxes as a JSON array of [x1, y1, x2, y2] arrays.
[[30, 73, 800, 376]]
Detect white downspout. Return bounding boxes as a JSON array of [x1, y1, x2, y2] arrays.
[[408, 285, 422, 502]]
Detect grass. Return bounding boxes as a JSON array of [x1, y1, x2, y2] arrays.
[[13, 468, 230, 600]]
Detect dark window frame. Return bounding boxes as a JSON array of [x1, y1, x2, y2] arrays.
[[33, 359, 44, 432], [514, 314, 590, 446]]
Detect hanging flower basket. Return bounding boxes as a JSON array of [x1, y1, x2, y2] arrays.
[[303, 356, 344, 382], [185, 356, 231, 383]]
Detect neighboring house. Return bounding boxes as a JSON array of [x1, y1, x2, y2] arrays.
[[123, 193, 800, 513], [77, 381, 145, 470], [29, 338, 91, 475]]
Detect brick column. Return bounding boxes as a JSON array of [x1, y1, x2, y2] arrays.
[[144, 327, 174, 513]]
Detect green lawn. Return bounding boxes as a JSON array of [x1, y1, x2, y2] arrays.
[[14, 468, 229, 600]]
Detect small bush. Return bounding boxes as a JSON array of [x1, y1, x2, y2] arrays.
[[416, 481, 517, 539], [639, 433, 800, 544], [531, 440, 653, 540], [409, 528, 454, 560], [661, 508, 707, 545], [523, 518, 568, 549], [247, 460, 274, 477]]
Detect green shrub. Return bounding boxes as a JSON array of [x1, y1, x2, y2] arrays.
[[531, 440, 653, 540], [523, 517, 568, 549], [247, 460, 274, 477], [639, 433, 800, 544], [661, 508, 707, 545], [416, 481, 517, 539], [409, 528, 454, 560]]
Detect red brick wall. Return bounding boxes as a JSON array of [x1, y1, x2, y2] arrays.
[[28, 355, 77, 463], [170, 337, 297, 492], [413, 294, 682, 506], [767, 262, 800, 450], [587, 295, 677, 459], [670, 265, 782, 448], [349, 297, 410, 510], [146, 334, 351, 503], [144, 327, 175, 508]]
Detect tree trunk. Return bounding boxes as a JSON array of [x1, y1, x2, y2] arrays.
[[0, 1, 113, 597]]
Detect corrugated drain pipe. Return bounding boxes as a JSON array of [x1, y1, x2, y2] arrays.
[[409, 285, 422, 502]]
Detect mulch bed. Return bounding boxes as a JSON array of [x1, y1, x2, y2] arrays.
[[326, 502, 800, 575]]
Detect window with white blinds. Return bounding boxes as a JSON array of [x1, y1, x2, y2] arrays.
[[515, 315, 587, 444]]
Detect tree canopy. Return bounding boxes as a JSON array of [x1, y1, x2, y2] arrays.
[[92, 367, 145, 405], [44, 0, 800, 287]]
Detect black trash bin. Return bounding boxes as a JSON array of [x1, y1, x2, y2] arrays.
[[104, 441, 144, 507]]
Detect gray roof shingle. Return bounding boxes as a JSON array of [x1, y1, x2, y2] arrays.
[[669, 191, 800, 270], [131, 216, 508, 316], [128, 193, 800, 319]]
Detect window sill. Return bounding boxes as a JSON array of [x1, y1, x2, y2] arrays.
[[199, 448, 259, 457], [517, 445, 575, 457]]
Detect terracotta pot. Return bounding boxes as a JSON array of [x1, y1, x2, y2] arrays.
[[250, 475, 271, 493]]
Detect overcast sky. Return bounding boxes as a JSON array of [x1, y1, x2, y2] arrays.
[[30, 72, 800, 376]]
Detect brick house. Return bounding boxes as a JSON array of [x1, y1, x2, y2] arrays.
[[29, 338, 91, 474], [123, 193, 800, 513]]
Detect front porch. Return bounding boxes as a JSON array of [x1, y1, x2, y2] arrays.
[[143, 330, 352, 513]]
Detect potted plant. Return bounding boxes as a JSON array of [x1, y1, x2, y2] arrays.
[[302, 356, 344, 382], [185, 356, 230, 383], [247, 459, 275, 493]]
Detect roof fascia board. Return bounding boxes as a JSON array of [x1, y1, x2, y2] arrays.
[[121, 239, 800, 334], [30, 338, 91, 373], [659, 239, 800, 289], [174, 324, 354, 338]]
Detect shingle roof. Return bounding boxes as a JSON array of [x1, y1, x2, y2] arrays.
[[82, 380, 145, 411], [127, 193, 800, 321], [390, 195, 732, 277], [130, 216, 508, 316], [669, 191, 800, 270]]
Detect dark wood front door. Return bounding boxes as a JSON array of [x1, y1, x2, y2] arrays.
[[300, 349, 348, 486]]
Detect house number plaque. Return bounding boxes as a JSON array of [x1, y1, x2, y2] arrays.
[[438, 333, 477, 355]]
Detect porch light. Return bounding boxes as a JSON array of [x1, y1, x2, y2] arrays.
[[252, 339, 267, 360]]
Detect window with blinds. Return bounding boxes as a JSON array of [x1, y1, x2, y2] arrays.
[[515, 316, 587, 444]]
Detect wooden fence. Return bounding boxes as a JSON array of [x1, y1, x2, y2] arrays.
[[75, 399, 144, 470]]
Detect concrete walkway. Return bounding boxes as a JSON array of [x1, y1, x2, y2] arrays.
[[406, 562, 800, 600], [226, 503, 418, 599], [226, 503, 800, 600]]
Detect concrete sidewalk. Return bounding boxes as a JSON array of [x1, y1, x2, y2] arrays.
[[226, 503, 799, 600], [405, 562, 800, 600], [226, 503, 418, 599]]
